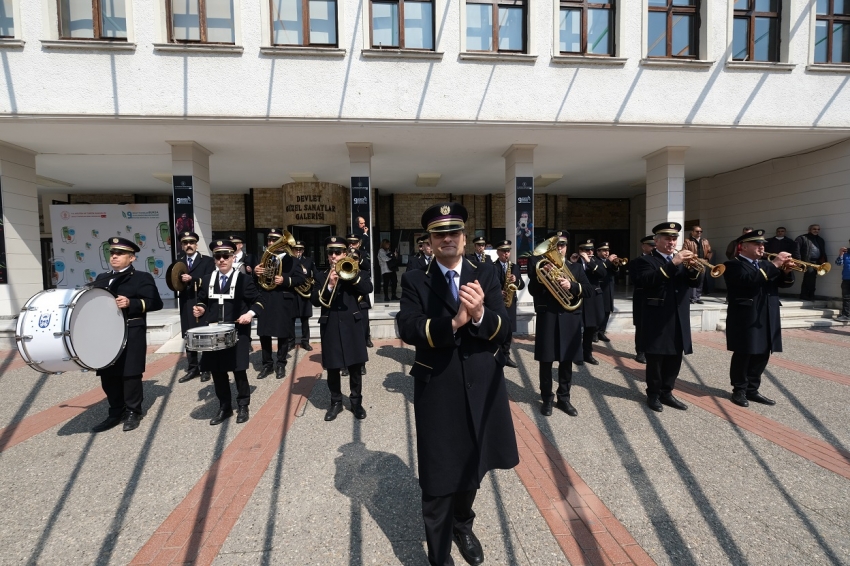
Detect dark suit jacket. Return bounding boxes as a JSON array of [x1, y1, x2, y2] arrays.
[[634, 250, 703, 356], [311, 269, 373, 369], [764, 237, 800, 259], [599, 258, 619, 313], [527, 256, 589, 363], [628, 254, 651, 326], [723, 256, 794, 354], [409, 254, 434, 271], [580, 257, 607, 327], [494, 259, 526, 332], [397, 258, 518, 496], [177, 253, 215, 334], [465, 253, 493, 269], [93, 266, 163, 378], [294, 256, 316, 318]]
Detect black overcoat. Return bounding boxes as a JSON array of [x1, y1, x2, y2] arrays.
[[93, 266, 163, 378], [177, 253, 215, 335], [408, 254, 433, 271], [723, 256, 795, 354], [464, 253, 493, 269], [628, 255, 650, 326], [599, 258, 619, 313], [311, 269, 372, 369], [357, 253, 373, 310], [196, 270, 264, 372], [293, 256, 316, 318], [634, 250, 703, 356], [527, 256, 589, 363], [255, 253, 306, 338], [494, 259, 526, 332], [580, 257, 606, 327], [397, 258, 518, 496]]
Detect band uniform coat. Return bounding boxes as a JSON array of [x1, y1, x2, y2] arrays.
[[723, 256, 794, 354], [580, 257, 607, 327], [293, 255, 316, 319], [93, 266, 163, 378], [527, 256, 589, 363], [397, 258, 519, 496], [634, 250, 703, 356], [177, 254, 215, 335], [599, 258, 619, 314], [196, 271, 264, 372], [628, 255, 650, 327], [255, 253, 305, 339], [495, 259, 526, 333], [357, 252, 373, 310], [311, 268, 372, 369]]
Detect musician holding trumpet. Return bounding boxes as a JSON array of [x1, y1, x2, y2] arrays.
[[495, 240, 525, 369]]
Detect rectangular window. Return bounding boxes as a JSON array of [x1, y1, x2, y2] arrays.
[[370, 0, 434, 50], [0, 0, 14, 37], [559, 1, 614, 56], [732, 0, 780, 62], [168, 0, 235, 44], [647, 0, 698, 58], [466, 0, 526, 53], [59, 0, 127, 39], [814, 0, 850, 63], [271, 0, 337, 46]]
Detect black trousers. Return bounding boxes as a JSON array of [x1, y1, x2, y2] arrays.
[[582, 326, 597, 358], [599, 312, 611, 333], [101, 374, 143, 418], [362, 308, 371, 339], [422, 489, 477, 566], [645, 353, 683, 397], [634, 324, 643, 355], [730, 351, 771, 394], [298, 316, 311, 342], [186, 349, 207, 372], [500, 332, 513, 357], [260, 336, 287, 367], [212, 370, 250, 408], [538, 361, 572, 402], [842, 280, 850, 317], [327, 366, 363, 403], [800, 268, 818, 300], [382, 272, 398, 298]]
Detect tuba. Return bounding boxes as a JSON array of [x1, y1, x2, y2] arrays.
[[318, 250, 360, 308], [258, 230, 296, 291], [533, 236, 582, 312], [503, 261, 518, 308]]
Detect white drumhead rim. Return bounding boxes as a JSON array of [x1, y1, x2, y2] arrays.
[[66, 288, 127, 370]]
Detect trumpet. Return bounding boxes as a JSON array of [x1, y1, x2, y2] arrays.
[[764, 253, 831, 276], [532, 237, 582, 312], [613, 256, 628, 266], [675, 250, 725, 278], [318, 252, 360, 308]]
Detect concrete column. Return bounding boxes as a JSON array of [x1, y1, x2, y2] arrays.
[[503, 144, 536, 262], [168, 141, 212, 251], [346, 142, 374, 303], [643, 147, 688, 236], [0, 141, 42, 317]]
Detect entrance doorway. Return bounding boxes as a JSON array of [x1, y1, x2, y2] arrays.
[[290, 225, 333, 271]]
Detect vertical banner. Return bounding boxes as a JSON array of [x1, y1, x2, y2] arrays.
[[0, 183, 6, 284], [351, 176, 371, 250], [173, 175, 195, 241], [515, 177, 534, 274]]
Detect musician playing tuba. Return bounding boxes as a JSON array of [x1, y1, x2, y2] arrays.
[[495, 240, 525, 369], [527, 230, 591, 418]]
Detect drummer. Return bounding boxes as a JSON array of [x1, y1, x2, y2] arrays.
[[193, 240, 265, 426], [176, 231, 215, 384], [91, 237, 163, 433]]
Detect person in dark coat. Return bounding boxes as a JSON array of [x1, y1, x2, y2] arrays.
[[764, 227, 799, 259], [254, 229, 305, 379], [397, 203, 518, 566], [312, 236, 373, 421], [292, 241, 315, 351], [795, 224, 828, 300], [348, 233, 374, 352], [230, 234, 256, 275], [595, 241, 621, 342], [528, 231, 590, 417], [175, 231, 216, 384], [193, 240, 265, 425], [493, 239, 525, 369], [723, 230, 795, 408], [629, 236, 656, 364], [574, 239, 605, 365], [409, 236, 434, 271], [91, 237, 164, 433], [635, 222, 703, 413], [465, 235, 493, 268]]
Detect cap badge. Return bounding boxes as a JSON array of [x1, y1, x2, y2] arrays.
[[670, 223, 675, 228], [440, 205, 450, 215], [216, 240, 222, 246], [112, 238, 118, 243]]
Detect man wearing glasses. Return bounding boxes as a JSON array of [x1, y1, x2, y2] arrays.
[[91, 237, 163, 433], [193, 241, 264, 425], [176, 232, 215, 384], [682, 226, 713, 304]]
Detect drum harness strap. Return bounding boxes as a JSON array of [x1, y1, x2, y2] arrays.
[[208, 270, 239, 324]]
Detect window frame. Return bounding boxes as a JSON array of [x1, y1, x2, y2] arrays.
[[465, 0, 527, 54], [0, 0, 15, 39], [732, 0, 780, 62], [647, 0, 699, 59], [269, 0, 339, 47], [166, 0, 236, 45], [814, 0, 850, 64], [369, 0, 435, 51], [57, 0, 128, 41], [558, 0, 615, 56]]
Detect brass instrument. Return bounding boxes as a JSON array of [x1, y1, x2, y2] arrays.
[[614, 257, 628, 266], [503, 261, 518, 308], [318, 252, 360, 308], [532, 236, 582, 312], [675, 250, 725, 278], [258, 230, 296, 291], [764, 253, 831, 276], [294, 263, 314, 298]]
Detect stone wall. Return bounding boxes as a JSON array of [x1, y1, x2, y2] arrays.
[[567, 199, 630, 230], [212, 194, 246, 231]]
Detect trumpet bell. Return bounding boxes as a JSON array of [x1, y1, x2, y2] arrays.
[[336, 256, 359, 280]]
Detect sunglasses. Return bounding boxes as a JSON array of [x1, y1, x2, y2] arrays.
[[328, 250, 345, 256], [214, 253, 233, 260]]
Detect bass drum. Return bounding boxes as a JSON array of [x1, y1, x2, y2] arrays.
[[16, 288, 128, 374]]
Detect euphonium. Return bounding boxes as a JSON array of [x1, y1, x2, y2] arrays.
[[258, 230, 296, 291], [764, 253, 831, 276], [318, 251, 360, 308], [532, 236, 582, 312], [503, 261, 519, 308]]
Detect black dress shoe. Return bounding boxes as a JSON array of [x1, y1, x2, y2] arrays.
[[647, 397, 663, 412], [123, 412, 143, 432], [257, 366, 273, 380], [210, 407, 233, 426], [341, 369, 349, 376], [92, 415, 123, 433], [635, 353, 647, 364], [591, 334, 599, 343], [200, 372, 211, 382], [366, 338, 374, 348], [361, 365, 368, 375], [275, 364, 286, 379], [695, 300, 704, 304], [746, 391, 775, 405], [557, 399, 578, 416], [236, 406, 250, 423], [504, 356, 518, 368], [730, 391, 749, 407], [178, 368, 200, 383], [383, 295, 390, 302], [584, 356, 600, 365], [453, 530, 484, 566], [352, 404, 367, 420], [325, 402, 344, 421], [660, 393, 687, 410], [541, 400, 553, 416], [575, 360, 585, 366], [597, 332, 611, 342], [301, 342, 313, 351], [391, 295, 399, 301]]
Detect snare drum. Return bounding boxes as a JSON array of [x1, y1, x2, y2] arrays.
[[186, 324, 237, 351], [16, 287, 128, 374]]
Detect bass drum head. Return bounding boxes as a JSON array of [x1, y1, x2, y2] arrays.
[[68, 288, 127, 370]]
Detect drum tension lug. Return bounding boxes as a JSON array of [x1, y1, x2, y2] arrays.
[[16, 335, 32, 341], [53, 331, 71, 337]]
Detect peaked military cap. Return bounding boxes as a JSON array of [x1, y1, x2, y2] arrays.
[[179, 231, 199, 243], [346, 233, 361, 243], [640, 235, 656, 246], [267, 229, 283, 240], [548, 230, 570, 242], [737, 229, 768, 244], [421, 202, 468, 233], [108, 237, 140, 254], [597, 242, 610, 251], [325, 235, 347, 249], [578, 238, 595, 250], [416, 235, 428, 245], [652, 222, 681, 237], [293, 240, 305, 249], [210, 240, 237, 253], [496, 240, 512, 250]]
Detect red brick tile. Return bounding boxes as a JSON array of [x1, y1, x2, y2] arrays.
[[191, 544, 222, 566], [623, 543, 658, 566], [594, 531, 631, 564], [551, 498, 581, 522], [572, 506, 605, 533], [131, 532, 171, 564], [600, 517, 638, 547], [569, 520, 597, 550], [525, 486, 553, 510], [513, 462, 537, 486], [148, 546, 181, 566], [582, 495, 614, 519], [539, 507, 570, 535], [555, 535, 591, 566]]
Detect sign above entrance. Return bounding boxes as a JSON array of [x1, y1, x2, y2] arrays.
[[282, 182, 348, 230]]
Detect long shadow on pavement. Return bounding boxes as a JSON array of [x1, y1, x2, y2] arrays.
[[0, 372, 49, 452]]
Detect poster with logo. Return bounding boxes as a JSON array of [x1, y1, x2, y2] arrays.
[[515, 177, 534, 274], [350, 177, 371, 250], [49, 204, 173, 298], [173, 175, 195, 242]]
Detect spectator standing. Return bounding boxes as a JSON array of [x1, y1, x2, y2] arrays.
[[836, 242, 850, 322], [795, 224, 828, 300], [682, 225, 712, 304], [377, 239, 399, 302], [765, 227, 800, 259]]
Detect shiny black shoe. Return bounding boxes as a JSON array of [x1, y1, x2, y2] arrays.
[[361, 365, 368, 375], [647, 397, 663, 412], [556, 399, 578, 417], [300, 342, 313, 351], [200, 372, 211, 382], [504, 356, 518, 368], [352, 403, 367, 420], [541, 400, 553, 416], [746, 391, 775, 405], [597, 332, 611, 342], [635, 353, 647, 364], [341, 369, 349, 376], [122, 412, 143, 432], [453, 530, 484, 566], [324, 402, 343, 421], [257, 366, 274, 380], [584, 356, 600, 365], [366, 338, 374, 348], [660, 393, 687, 410], [591, 334, 599, 343], [210, 407, 233, 426], [178, 368, 200, 383], [236, 406, 250, 423], [575, 360, 585, 366], [731, 391, 749, 407], [92, 415, 123, 433], [275, 364, 286, 379]]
